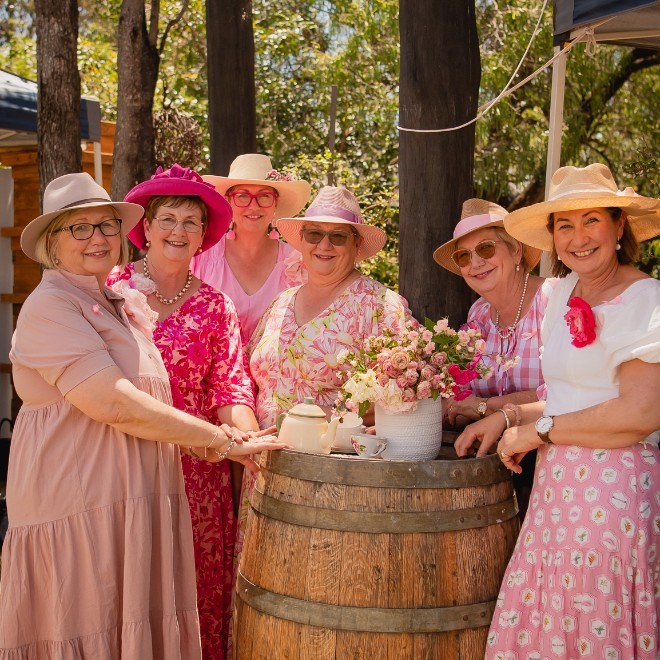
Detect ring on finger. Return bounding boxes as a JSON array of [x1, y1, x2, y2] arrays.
[[500, 451, 509, 459]]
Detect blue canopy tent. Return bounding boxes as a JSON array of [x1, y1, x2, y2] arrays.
[[0, 69, 103, 181]]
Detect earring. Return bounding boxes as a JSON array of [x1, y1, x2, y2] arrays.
[[557, 256, 562, 262], [145, 241, 151, 249], [197, 247, 203, 254], [267, 223, 279, 240], [616, 242, 621, 251], [226, 222, 236, 240], [54, 257, 60, 265], [515, 263, 521, 272]]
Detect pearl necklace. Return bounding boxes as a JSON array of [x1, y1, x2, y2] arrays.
[[142, 254, 193, 305], [495, 271, 530, 340]]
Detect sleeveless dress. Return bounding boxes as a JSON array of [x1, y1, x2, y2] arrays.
[[0, 270, 200, 659], [485, 273, 660, 659]]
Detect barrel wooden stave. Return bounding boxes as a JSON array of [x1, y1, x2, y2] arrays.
[[235, 449, 519, 659]]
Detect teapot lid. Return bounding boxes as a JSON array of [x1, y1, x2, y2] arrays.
[[288, 396, 326, 419]]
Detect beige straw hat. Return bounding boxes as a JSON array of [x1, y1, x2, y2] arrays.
[[433, 198, 542, 275], [202, 154, 311, 219], [20, 172, 144, 262], [277, 186, 387, 261], [504, 163, 660, 251]]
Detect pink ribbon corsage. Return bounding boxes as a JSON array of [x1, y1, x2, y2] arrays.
[[564, 296, 597, 348], [283, 250, 308, 287], [110, 277, 159, 340]]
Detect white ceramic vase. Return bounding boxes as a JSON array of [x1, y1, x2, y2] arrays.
[[375, 397, 443, 460]]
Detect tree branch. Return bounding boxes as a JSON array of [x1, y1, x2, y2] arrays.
[[159, 0, 190, 55]]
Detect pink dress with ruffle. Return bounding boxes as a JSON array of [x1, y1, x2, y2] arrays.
[[109, 263, 255, 660]]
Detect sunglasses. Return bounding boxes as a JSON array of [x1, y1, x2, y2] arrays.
[[227, 191, 277, 208], [301, 227, 357, 246], [451, 240, 501, 268], [55, 218, 122, 241]]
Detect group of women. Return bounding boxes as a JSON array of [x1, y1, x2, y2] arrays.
[[0, 156, 657, 659]]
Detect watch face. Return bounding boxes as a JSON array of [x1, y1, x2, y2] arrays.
[[477, 401, 487, 413], [536, 416, 554, 434]]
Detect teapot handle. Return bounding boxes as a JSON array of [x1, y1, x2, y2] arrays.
[[275, 412, 287, 433]]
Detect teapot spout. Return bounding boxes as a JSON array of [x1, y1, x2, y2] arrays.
[[320, 416, 341, 452]]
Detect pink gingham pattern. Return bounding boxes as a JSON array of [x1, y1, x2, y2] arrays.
[[468, 278, 558, 397]]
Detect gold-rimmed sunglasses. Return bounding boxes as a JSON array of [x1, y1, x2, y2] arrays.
[[451, 240, 502, 268]]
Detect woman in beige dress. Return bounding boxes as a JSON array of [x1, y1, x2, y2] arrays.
[[0, 173, 286, 658]]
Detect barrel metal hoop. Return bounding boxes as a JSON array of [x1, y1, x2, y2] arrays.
[[237, 571, 495, 633], [250, 490, 518, 533], [264, 449, 511, 488]]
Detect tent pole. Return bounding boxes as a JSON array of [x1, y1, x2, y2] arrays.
[[93, 141, 103, 187], [541, 44, 568, 276]]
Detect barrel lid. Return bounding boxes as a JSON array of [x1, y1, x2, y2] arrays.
[[288, 397, 326, 419]]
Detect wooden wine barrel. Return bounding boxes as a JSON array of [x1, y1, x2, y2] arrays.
[[235, 443, 519, 659]]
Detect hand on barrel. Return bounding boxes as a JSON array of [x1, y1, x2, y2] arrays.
[[454, 413, 507, 458], [497, 424, 541, 474]]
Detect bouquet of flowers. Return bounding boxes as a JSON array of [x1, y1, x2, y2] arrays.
[[336, 318, 517, 417]]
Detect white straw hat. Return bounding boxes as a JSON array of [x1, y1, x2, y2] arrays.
[[504, 163, 660, 251], [20, 172, 144, 262], [433, 198, 542, 275], [276, 186, 387, 261], [202, 154, 311, 219]]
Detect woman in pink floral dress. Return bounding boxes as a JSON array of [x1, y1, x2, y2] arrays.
[[476, 164, 660, 658], [234, 186, 413, 558], [109, 165, 262, 660]]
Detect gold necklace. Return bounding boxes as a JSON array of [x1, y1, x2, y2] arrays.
[[495, 271, 529, 340], [142, 254, 193, 305]]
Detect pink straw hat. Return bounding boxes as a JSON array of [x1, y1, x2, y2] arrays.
[[433, 198, 542, 275], [504, 163, 660, 251], [276, 186, 387, 261], [20, 172, 144, 262], [125, 164, 233, 252]]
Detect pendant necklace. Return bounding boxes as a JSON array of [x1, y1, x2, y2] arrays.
[[142, 254, 193, 305], [495, 271, 529, 340]]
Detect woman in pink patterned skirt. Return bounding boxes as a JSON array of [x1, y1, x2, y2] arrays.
[[109, 165, 265, 660], [471, 164, 660, 658]]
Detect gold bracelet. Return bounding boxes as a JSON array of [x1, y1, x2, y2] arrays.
[[203, 429, 220, 459], [495, 408, 511, 430], [189, 446, 204, 459]]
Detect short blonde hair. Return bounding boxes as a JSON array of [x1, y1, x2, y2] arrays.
[[34, 206, 129, 270]]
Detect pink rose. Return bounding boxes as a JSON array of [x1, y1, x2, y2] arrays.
[[405, 368, 419, 386], [420, 365, 436, 380], [564, 297, 596, 348], [431, 352, 447, 367], [402, 388, 416, 402], [396, 375, 409, 389], [431, 375, 444, 389], [416, 381, 432, 400], [390, 348, 411, 371], [447, 363, 479, 386]]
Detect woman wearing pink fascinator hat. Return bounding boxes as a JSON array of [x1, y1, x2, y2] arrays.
[[108, 163, 275, 659], [480, 163, 660, 659]]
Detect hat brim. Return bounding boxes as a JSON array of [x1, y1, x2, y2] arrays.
[[504, 194, 660, 251], [277, 216, 387, 261], [20, 200, 145, 263], [433, 219, 542, 276], [124, 178, 232, 251], [203, 175, 311, 220]]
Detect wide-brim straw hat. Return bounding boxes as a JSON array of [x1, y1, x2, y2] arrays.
[[21, 172, 144, 262], [125, 164, 232, 252], [202, 154, 311, 220], [277, 186, 387, 261], [504, 163, 660, 251], [433, 198, 542, 275]]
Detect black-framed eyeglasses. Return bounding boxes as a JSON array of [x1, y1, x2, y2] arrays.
[[451, 240, 501, 268], [56, 218, 122, 241], [154, 216, 203, 233], [227, 190, 277, 208], [300, 227, 357, 246]]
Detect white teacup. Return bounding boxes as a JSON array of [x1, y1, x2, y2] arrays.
[[350, 433, 387, 459], [333, 423, 367, 452]]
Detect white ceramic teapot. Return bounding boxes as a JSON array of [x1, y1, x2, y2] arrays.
[[276, 397, 340, 455]]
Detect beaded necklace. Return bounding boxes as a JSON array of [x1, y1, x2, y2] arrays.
[[494, 271, 529, 340], [142, 254, 193, 305]]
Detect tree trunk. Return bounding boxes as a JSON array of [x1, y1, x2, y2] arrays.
[[34, 0, 82, 199], [206, 0, 256, 175], [398, 0, 480, 326], [112, 0, 160, 200]]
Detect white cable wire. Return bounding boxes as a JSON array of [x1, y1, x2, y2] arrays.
[[397, 10, 613, 134]]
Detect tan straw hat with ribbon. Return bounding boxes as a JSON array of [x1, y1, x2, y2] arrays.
[[277, 186, 387, 261], [21, 172, 144, 262], [202, 154, 311, 219], [504, 163, 660, 251], [433, 198, 542, 275]]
